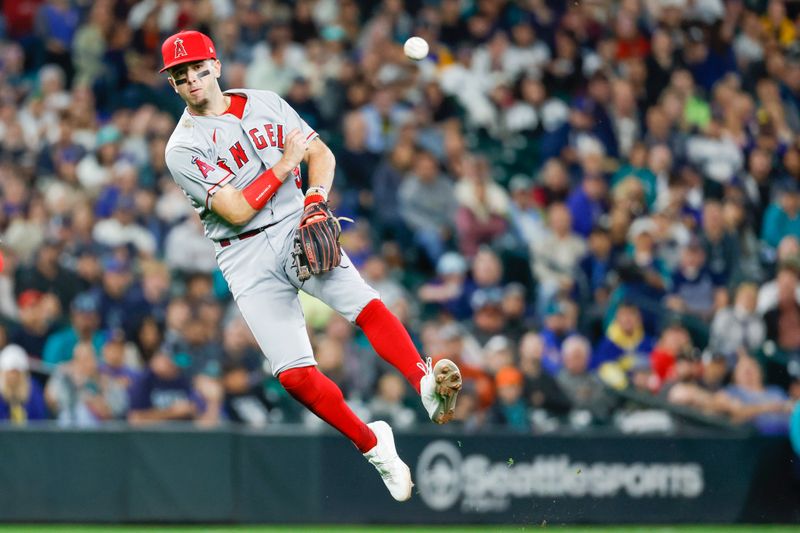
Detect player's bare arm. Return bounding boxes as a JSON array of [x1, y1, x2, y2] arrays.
[[304, 137, 336, 194], [211, 129, 307, 226]]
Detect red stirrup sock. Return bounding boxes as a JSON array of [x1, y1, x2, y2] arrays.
[[278, 366, 377, 453], [356, 299, 426, 394]]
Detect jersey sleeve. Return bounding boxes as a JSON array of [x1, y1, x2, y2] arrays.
[[278, 95, 319, 144], [165, 146, 235, 210]]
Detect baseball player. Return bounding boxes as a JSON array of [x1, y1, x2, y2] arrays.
[[160, 30, 461, 501]]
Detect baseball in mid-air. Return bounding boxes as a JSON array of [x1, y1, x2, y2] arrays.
[[404, 36, 429, 61]]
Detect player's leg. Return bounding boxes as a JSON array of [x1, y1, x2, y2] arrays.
[[216, 237, 375, 452], [218, 236, 412, 500], [290, 248, 462, 424]]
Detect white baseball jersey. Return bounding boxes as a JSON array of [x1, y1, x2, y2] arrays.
[[164, 88, 379, 376], [165, 88, 318, 241]]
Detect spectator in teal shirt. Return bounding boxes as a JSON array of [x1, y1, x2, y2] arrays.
[[42, 292, 106, 367], [762, 181, 800, 249]]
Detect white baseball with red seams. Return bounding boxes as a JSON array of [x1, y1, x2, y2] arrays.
[[164, 88, 379, 374], [404, 36, 429, 60]]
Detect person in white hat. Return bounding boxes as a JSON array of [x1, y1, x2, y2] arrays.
[[0, 344, 48, 424]]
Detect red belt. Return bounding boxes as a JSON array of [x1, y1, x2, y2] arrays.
[[217, 222, 277, 247]]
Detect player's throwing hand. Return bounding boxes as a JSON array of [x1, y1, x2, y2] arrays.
[[280, 128, 307, 172]]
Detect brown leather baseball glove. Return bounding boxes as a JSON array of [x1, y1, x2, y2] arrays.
[[291, 202, 347, 281]]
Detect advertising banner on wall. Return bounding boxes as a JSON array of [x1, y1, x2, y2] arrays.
[[0, 427, 796, 524]]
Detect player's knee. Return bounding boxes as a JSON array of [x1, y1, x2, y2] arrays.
[[278, 365, 315, 389], [355, 298, 384, 327]]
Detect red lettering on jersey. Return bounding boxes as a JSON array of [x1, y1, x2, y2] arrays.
[[293, 166, 302, 188], [217, 157, 234, 175], [249, 128, 267, 150], [265, 124, 275, 147], [277, 124, 284, 149], [192, 156, 216, 179], [229, 142, 249, 168]]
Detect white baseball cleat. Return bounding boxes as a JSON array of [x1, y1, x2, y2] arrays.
[[419, 357, 462, 424], [363, 420, 413, 502]]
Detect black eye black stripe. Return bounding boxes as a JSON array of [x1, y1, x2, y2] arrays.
[[174, 69, 211, 86]]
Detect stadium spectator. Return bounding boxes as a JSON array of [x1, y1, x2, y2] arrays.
[[531, 203, 586, 315], [557, 335, 615, 423], [594, 302, 656, 369], [398, 149, 457, 266], [708, 282, 765, 365], [0, 344, 47, 424], [367, 373, 417, 430], [98, 329, 139, 392], [3, 0, 800, 436], [45, 341, 127, 427], [722, 356, 795, 435], [128, 350, 200, 425], [518, 332, 571, 417], [42, 291, 104, 367], [8, 289, 58, 362], [489, 366, 529, 431]]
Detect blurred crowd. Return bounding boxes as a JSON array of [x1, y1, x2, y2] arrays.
[[1, 0, 800, 435]]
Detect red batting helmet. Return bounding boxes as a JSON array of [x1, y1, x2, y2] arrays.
[[160, 30, 217, 73]]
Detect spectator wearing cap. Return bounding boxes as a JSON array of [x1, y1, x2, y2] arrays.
[[666, 238, 726, 321], [700, 200, 738, 288], [594, 302, 656, 370], [94, 257, 150, 339], [8, 289, 59, 362], [507, 174, 547, 248], [14, 239, 82, 312], [708, 282, 765, 365], [42, 291, 105, 367], [45, 342, 128, 427], [92, 194, 157, 257], [418, 252, 472, 320], [99, 330, 140, 392], [128, 350, 204, 425], [454, 155, 510, 258], [762, 180, 800, 249], [76, 125, 123, 196], [468, 288, 508, 347], [540, 298, 579, 375], [398, 150, 457, 266], [578, 225, 615, 306], [531, 203, 587, 316], [489, 366, 529, 431], [566, 159, 608, 238], [0, 344, 48, 424], [483, 335, 514, 376], [612, 143, 657, 209], [500, 282, 534, 343]]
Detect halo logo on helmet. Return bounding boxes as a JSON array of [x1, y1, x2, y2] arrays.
[[159, 31, 217, 73], [174, 38, 188, 59]]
